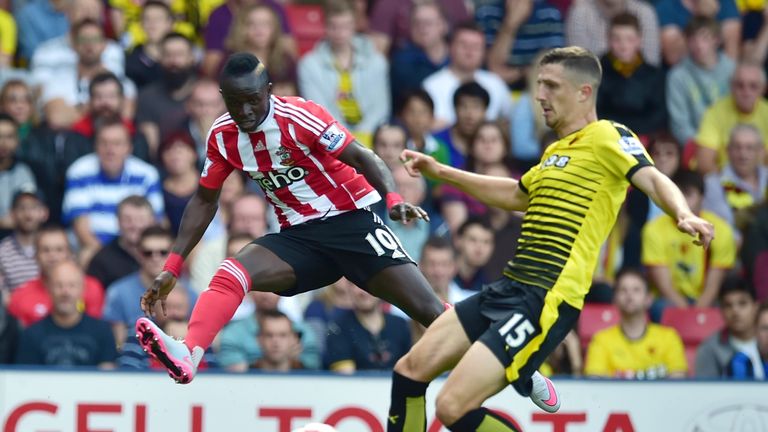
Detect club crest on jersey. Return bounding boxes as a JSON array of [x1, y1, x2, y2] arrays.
[[319, 124, 346, 151], [276, 146, 295, 166], [543, 154, 571, 168], [250, 167, 308, 191]]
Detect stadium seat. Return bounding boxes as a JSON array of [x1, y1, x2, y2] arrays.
[[660, 307, 724, 347], [577, 304, 620, 350], [285, 4, 325, 57]]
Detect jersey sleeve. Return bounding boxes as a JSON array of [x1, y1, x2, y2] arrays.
[[594, 124, 654, 181], [199, 130, 235, 189], [289, 99, 356, 155]]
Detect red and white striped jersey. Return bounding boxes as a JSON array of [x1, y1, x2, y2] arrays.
[[199, 95, 381, 228]]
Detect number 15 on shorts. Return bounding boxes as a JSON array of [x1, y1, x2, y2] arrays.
[[499, 313, 535, 348], [365, 227, 407, 259]]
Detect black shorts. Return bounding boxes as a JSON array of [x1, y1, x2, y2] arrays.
[[455, 278, 580, 396], [252, 209, 414, 296]]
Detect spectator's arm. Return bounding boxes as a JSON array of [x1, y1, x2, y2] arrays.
[[487, 0, 532, 85], [696, 267, 726, 308], [744, 9, 768, 65], [111, 322, 126, 351], [661, 26, 686, 67], [697, 221, 736, 307], [647, 266, 689, 307], [563, 330, 583, 376], [72, 216, 102, 262], [721, 19, 741, 59]]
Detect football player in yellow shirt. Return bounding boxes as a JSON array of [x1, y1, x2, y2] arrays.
[[386, 46, 714, 432], [585, 268, 687, 379]]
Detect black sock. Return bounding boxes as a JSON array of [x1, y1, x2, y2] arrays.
[[387, 370, 429, 432], [447, 408, 520, 432]]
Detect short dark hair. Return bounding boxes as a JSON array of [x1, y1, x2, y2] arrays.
[[258, 309, 295, 334], [449, 21, 484, 44], [614, 267, 648, 292], [453, 81, 490, 109], [35, 224, 70, 251], [684, 15, 720, 38], [539, 46, 602, 88], [421, 235, 455, 258], [718, 275, 756, 303], [609, 12, 641, 33], [323, 0, 355, 20], [89, 71, 124, 97], [139, 225, 173, 245], [456, 216, 492, 237], [396, 89, 435, 117], [221, 52, 268, 80], [162, 32, 193, 49], [117, 195, 153, 216], [756, 301, 768, 324], [372, 123, 406, 148], [93, 114, 128, 141], [672, 169, 705, 195], [0, 112, 17, 129], [142, 0, 173, 18], [72, 18, 103, 38]]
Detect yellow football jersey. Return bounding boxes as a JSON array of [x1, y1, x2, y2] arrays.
[[504, 120, 653, 310], [585, 323, 688, 379], [641, 210, 736, 299]]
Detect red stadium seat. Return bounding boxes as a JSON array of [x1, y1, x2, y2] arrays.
[[577, 304, 620, 350], [285, 4, 325, 57], [660, 307, 724, 347]]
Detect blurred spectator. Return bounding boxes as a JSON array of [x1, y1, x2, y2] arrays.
[[742, 203, 768, 301], [109, 0, 196, 50], [183, 79, 227, 166], [7, 226, 104, 327], [729, 301, 768, 379], [696, 62, 768, 173], [396, 90, 450, 165], [16, 0, 69, 61], [666, 17, 736, 146], [432, 82, 490, 169], [31, 0, 125, 107], [423, 22, 512, 128], [656, 0, 741, 65], [303, 278, 355, 356], [218, 290, 320, 372], [298, 0, 389, 147], [62, 117, 163, 264], [441, 122, 515, 232], [420, 236, 474, 304], [0, 7, 16, 68], [702, 125, 767, 236], [0, 304, 19, 363], [484, 0, 565, 88], [125, 1, 174, 89], [136, 33, 199, 158], [160, 133, 199, 235], [369, 0, 469, 54], [386, 166, 429, 261], [597, 13, 667, 137], [372, 123, 407, 170], [565, 0, 660, 65], [509, 56, 550, 165], [0, 80, 36, 141], [0, 114, 37, 230], [453, 217, 494, 292], [389, 1, 450, 105], [251, 309, 303, 371], [585, 268, 687, 379], [325, 283, 411, 373], [623, 132, 681, 268], [14, 259, 116, 367], [642, 170, 735, 319], [482, 165, 523, 278], [86, 195, 155, 289], [190, 193, 267, 293], [696, 278, 759, 377], [225, 4, 298, 96], [0, 192, 48, 296], [70, 71, 150, 161], [203, 0, 290, 79], [104, 226, 197, 346]]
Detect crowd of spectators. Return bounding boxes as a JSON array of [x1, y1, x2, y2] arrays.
[[0, 0, 767, 380]]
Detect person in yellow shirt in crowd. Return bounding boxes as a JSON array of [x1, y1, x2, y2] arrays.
[[585, 268, 687, 379], [696, 62, 768, 173], [0, 8, 17, 68], [642, 170, 736, 321]]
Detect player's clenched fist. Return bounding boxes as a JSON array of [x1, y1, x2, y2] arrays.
[[400, 149, 441, 179], [140, 271, 177, 317]]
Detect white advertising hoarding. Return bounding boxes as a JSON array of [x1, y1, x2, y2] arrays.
[[1, 369, 767, 432]]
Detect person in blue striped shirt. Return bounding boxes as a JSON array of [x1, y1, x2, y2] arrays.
[[62, 115, 163, 264]]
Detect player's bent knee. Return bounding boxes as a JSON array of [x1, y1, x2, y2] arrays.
[[435, 390, 466, 426]]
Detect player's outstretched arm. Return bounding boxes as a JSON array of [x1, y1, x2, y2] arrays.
[[140, 185, 220, 316], [338, 142, 429, 223], [630, 166, 714, 248], [400, 149, 529, 212]]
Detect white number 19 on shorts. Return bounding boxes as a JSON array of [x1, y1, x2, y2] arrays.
[[365, 228, 406, 259]]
